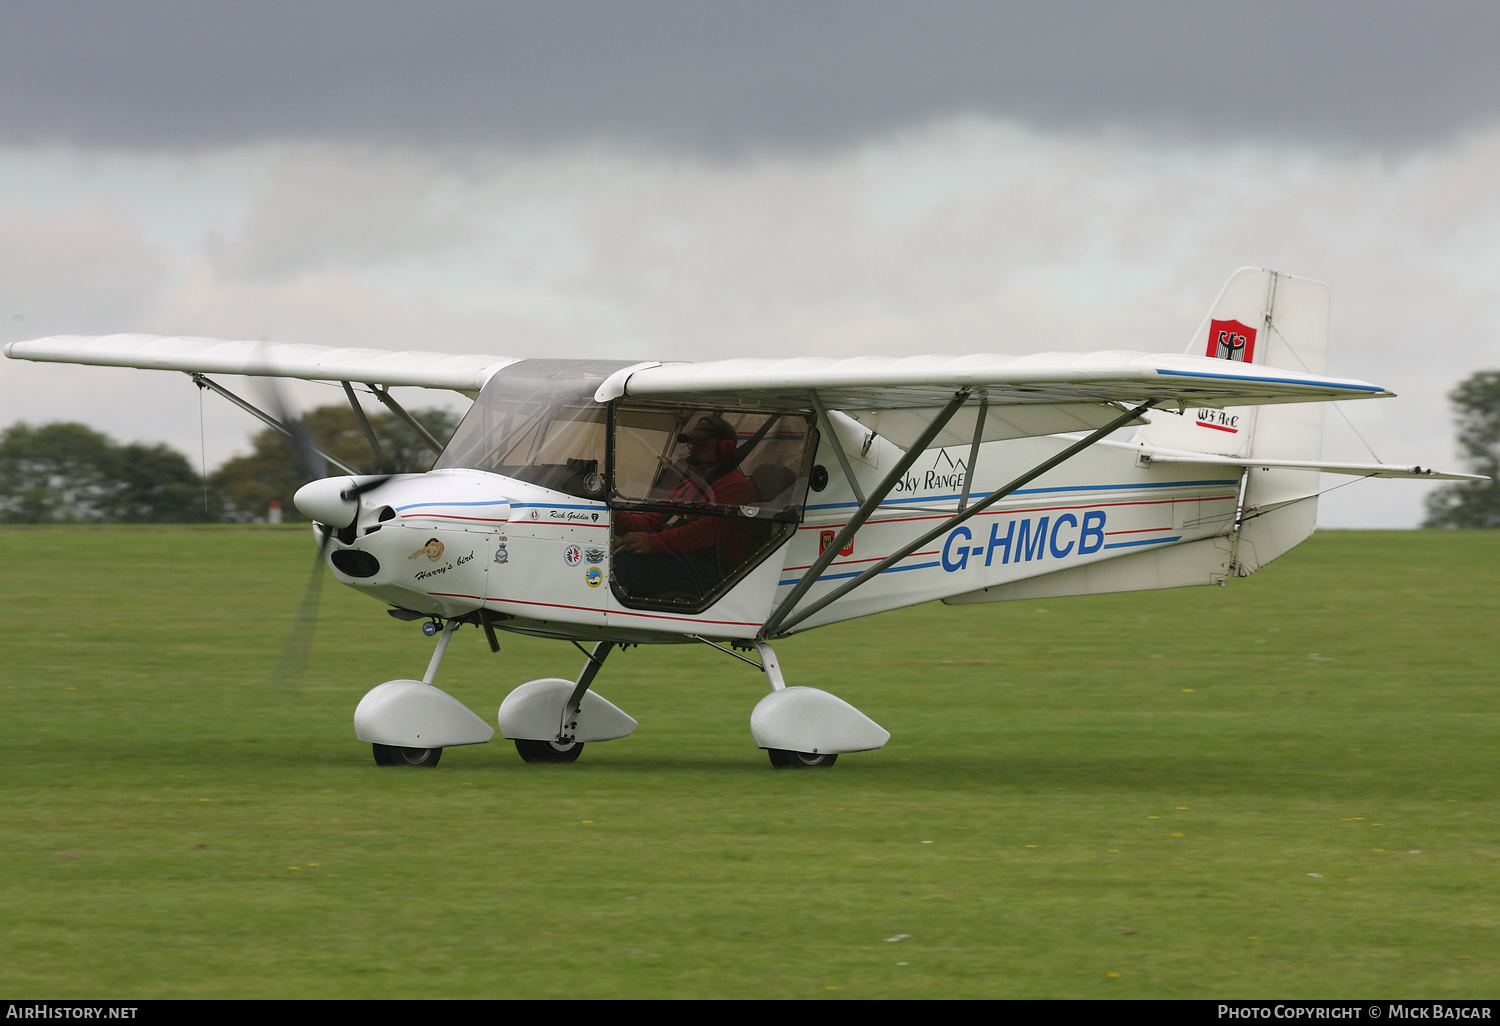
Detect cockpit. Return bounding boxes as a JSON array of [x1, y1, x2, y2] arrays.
[[435, 360, 820, 612]]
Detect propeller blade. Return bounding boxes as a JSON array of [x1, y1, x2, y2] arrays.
[[257, 378, 328, 483], [270, 525, 333, 692], [344, 474, 394, 500], [258, 375, 396, 691], [273, 474, 397, 690]]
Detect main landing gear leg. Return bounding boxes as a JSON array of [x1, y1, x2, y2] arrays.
[[746, 641, 889, 768], [514, 641, 612, 763], [753, 641, 836, 769]]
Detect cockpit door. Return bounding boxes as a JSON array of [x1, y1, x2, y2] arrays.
[[604, 403, 817, 634]]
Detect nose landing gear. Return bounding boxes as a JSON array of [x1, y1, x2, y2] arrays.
[[354, 620, 495, 767]]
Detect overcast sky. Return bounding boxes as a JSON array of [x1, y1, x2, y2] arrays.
[[3, 2, 1499, 526]]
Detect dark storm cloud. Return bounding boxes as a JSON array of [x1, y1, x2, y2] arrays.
[[4, 1, 1499, 153]]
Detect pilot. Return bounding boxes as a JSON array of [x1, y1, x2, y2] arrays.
[[613, 413, 757, 598]]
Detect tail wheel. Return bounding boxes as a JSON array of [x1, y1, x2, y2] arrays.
[[515, 738, 585, 763], [767, 749, 837, 769], [372, 743, 442, 768]]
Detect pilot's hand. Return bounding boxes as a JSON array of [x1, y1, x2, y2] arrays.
[[621, 532, 654, 555]]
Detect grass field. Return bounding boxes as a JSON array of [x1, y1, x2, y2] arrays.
[[1, 526, 1496, 999]]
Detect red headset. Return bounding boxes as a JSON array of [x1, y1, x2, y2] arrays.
[[685, 415, 738, 464]]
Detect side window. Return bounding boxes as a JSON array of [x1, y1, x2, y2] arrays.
[[608, 404, 817, 611], [611, 406, 687, 503]]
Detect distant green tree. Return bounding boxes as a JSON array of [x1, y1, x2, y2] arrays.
[[1423, 370, 1500, 528], [0, 422, 206, 523], [209, 404, 462, 521], [107, 437, 208, 521]]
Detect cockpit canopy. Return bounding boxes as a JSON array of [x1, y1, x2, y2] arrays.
[[436, 358, 821, 613], [435, 358, 819, 521]]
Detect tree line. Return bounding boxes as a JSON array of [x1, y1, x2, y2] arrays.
[[0, 405, 460, 524]]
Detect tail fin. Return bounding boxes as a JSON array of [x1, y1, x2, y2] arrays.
[[1136, 268, 1332, 574]]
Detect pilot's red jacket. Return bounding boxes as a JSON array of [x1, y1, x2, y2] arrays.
[[616, 464, 757, 568]]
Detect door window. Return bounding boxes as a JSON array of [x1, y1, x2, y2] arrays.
[[608, 404, 817, 612]]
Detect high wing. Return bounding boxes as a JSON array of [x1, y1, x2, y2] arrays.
[[598, 351, 1393, 448], [3, 334, 519, 394], [8, 337, 1394, 451]]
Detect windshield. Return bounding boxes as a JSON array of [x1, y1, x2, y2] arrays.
[[434, 359, 632, 499]]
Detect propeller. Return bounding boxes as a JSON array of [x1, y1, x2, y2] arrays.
[[265, 379, 333, 692], [261, 380, 392, 691], [271, 522, 335, 691]]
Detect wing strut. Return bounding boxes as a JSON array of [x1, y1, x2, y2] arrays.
[[761, 399, 1158, 639], [368, 384, 445, 457], [188, 372, 359, 475], [760, 390, 972, 638], [957, 391, 989, 512], [342, 381, 391, 473]]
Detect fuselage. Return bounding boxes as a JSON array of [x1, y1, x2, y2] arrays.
[[304, 431, 1246, 643]]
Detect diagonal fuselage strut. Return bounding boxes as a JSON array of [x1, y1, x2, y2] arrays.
[[759, 398, 1157, 639]]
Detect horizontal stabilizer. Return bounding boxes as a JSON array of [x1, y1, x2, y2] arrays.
[[1140, 449, 1486, 481]]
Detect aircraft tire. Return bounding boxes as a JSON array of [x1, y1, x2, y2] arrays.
[[515, 738, 585, 763], [766, 749, 837, 769], [372, 743, 442, 768]]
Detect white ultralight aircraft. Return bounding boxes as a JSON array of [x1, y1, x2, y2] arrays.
[[5, 268, 1481, 769]]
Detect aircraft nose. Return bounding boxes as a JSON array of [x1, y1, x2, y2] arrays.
[[293, 476, 360, 527]]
